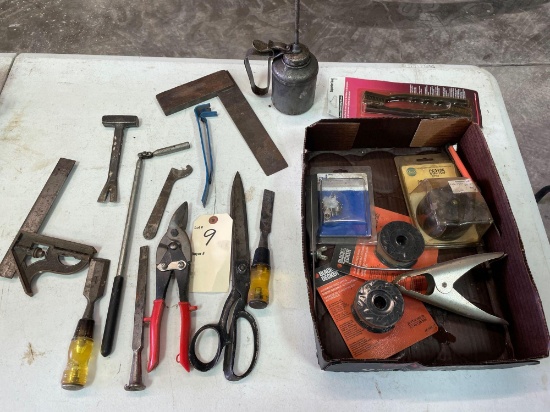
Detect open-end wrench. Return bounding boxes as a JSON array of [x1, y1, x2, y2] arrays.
[[97, 115, 139, 203], [143, 166, 193, 240]]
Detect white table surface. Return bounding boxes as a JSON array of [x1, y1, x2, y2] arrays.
[[0, 55, 548, 411]]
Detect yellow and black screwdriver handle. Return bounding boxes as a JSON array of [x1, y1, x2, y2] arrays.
[[248, 189, 275, 309], [248, 247, 271, 309], [61, 318, 95, 390], [61, 258, 109, 390]]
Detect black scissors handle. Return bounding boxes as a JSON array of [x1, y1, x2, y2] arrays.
[[189, 322, 225, 372], [189, 306, 260, 380], [223, 309, 259, 381]]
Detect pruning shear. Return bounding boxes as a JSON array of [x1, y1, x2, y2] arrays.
[[392, 252, 508, 325], [144, 202, 196, 372], [189, 172, 260, 381]]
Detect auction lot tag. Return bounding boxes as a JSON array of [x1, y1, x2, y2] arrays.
[[190, 214, 232, 292]]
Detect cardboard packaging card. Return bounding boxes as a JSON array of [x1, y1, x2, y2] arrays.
[[327, 77, 482, 125], [315, 265, 438, 359]]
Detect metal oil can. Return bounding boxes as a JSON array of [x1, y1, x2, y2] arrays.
[[244, 0, 318, 115], [271, 43, 318, 115]]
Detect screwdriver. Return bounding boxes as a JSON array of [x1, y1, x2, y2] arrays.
[[248, 189, 275, 309], [61, 258, 110, 390]]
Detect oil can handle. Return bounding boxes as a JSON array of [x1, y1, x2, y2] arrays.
[[244, 47, 273, 96]]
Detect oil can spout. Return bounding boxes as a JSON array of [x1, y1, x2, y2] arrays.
[[294, 0, 301, 47]]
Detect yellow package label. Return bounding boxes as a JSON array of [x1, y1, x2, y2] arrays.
[[400, 163, 458, 194]]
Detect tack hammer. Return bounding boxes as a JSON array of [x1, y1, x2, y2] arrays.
[[97, 115, 139, 203]]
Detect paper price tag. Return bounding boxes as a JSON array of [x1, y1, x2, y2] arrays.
[[448, 179, 477, 194], [190, 214, 232, 293]]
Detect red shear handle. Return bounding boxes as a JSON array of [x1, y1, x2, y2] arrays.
[[144, 299, 165, 372], [177, 302, 197, 372]]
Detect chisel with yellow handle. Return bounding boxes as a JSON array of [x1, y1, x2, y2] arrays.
[[248, 189, 275, 309], [61, 258, 110, 390]]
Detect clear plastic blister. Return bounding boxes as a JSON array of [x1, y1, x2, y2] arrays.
[[409, 177, 493, 247], [316, 168, 377, 243]]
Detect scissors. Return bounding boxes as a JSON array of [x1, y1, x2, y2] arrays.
[[144, 202, 196, 372], [189, 172, 260, 381]]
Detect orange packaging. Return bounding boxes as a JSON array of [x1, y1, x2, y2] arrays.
[[317, 207, 440, 358], [315, 265, 438, 359]]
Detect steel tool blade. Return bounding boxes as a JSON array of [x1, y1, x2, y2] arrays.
[[132, 247, 149, 351], [230, 173, 251, 272]]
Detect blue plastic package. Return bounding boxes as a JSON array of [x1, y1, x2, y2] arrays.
[[318, 173, 372, 237]]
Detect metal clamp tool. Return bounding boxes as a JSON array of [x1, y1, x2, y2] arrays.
[[392, 252, 508, 325]]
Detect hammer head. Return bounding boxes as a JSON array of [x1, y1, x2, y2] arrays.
[[102, 115, 139, 129]]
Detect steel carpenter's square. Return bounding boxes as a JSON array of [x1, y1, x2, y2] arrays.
[[0, 158, 76, 279], [156, 70, 288, 176]]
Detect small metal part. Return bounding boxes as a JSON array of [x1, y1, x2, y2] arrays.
[[351, 280, 405, 334], [315, 246, 328, 261], [156, 71, 288, 176], [125, 246, 148, 392], [194, 104, 217, 207], [321, 194, 342, 221], [97, 115, 140, 203], [393, 252, 508, 325], [376, 221, 425, 269], [156, 260, 187, 271], [143, 165, 193, 240]]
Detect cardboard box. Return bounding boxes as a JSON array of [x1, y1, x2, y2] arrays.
[[301, 117, 549, 371]]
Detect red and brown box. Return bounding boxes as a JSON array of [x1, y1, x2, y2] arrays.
[[301, 117, 549, 371]]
